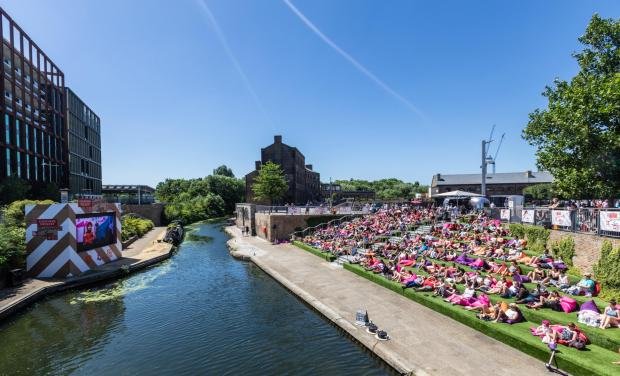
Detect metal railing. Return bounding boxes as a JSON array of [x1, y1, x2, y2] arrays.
[[487, 207, 620, 238], [290, 214, 359, 239], [255, 204, 366, 215]]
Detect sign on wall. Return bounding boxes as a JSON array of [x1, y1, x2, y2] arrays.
[[600, 211, 620, 232], [551, 210, 572, 227], [500, 209, 510, 221], [522, 209, 535, 224], [25, 203, 122, 278]]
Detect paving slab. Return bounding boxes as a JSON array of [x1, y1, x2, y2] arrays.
[[226, 226, 548, 376]]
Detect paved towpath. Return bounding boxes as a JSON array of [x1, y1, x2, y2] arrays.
[[0, 227, 171, 321], [226, 226, 548, 376]]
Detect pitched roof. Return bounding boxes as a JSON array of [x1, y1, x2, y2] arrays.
[[433, 171, 553, 186]]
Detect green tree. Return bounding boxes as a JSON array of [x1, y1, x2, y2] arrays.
[[522, 15, 620, 198], [30, 182, 60, 202], [0, 176, 30, 205], [523, 183, 554, 200], [213, 165, 235, 178], [155, 178, 192, 203], [251, 161, 288, 205], [205, 175, 244, 213]]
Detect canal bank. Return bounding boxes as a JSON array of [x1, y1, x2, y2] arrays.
[[225, 226, 549, 376], [0, 222, 393, 375], [0, 227, 174, 322]]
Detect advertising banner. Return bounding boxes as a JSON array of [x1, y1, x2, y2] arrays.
[[500, 209, 510, 221], [552, 210, 572, 227], [600, 211, 620, 232], [522, 209, 535, 224]]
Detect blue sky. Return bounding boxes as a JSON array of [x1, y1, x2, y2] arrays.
[[2, 0, 618, 187]]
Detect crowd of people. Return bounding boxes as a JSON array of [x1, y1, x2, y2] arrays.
[[302, 205, 620, 351]]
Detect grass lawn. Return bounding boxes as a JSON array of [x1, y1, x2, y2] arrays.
[[292, 242, 620, 376]]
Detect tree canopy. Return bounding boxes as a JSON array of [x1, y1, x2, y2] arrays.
[[334, 178, 428, 200], [213, 165, 235, 178], [522, 15, 620, 199], [251, 161, 288, 205], [155, 169, 244, 223]]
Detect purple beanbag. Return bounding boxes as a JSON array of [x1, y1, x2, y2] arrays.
[[579, 300, 600, 313]]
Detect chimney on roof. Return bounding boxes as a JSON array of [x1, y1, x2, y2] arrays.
[[436, 173, 442, 180], [255, 161, 262, 170], [525, 170, 533, 178], [305, 164, 313, 170], [274, 135, 282, 144]]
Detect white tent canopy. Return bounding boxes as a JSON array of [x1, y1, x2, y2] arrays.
[[434, 190, 483, 198]]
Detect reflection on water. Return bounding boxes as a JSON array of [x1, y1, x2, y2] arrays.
[[0, 223, 395, 376]]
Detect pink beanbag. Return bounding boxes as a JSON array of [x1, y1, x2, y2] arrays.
[[470, 258, 485, 268], [399, 260, 414, 267], [559, 296, 578, 313]]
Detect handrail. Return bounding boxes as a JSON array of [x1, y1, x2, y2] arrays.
[[290, 214, 359, 240]]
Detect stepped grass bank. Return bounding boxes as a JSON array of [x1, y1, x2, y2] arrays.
[[293, 242, 620, 376]]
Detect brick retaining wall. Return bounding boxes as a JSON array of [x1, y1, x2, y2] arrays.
[[549, 230, 620, 273]]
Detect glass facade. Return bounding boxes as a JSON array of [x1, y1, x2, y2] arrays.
[[66, 87, 102, 196], [0, 8, 67, 187]]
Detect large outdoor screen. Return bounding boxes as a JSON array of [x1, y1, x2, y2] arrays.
[[76, 213, 116, 252]]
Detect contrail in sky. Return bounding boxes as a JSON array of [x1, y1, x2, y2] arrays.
[[283, 0, 424, 118], [196, 0, 272, 123]]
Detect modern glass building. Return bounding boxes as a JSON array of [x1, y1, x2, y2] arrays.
[[66, 88, 101, 196], [0, 7, 67, 188]]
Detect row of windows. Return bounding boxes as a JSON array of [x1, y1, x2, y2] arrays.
[[68, 153, 101, 179], [69, 174, 101, 195], [2, 146, 60, 182], [68, 93, 100, 131], [69, 133, 101, 163], [69, 114, 101, 144], [1, 113, 63, 160]]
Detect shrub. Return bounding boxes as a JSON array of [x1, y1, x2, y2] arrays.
[[0, 199, 55, 269], [508, 223, 526, 239], [524, 225, 550, 246], [594, 240, 620, 289], [550, 236, 576, 266], [528, 239, 546, 255], [121, 216, 154, 241]]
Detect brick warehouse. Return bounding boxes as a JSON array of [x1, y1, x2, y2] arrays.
[[245, 135, 321, 205]]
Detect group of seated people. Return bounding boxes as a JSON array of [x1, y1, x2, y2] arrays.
[[302, 206, 620, 351]]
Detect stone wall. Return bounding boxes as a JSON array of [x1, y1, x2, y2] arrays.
[[121, 203, 165, 226], [235, 203, 256, 235], [254, 213, 347, 242], [548, 230, 620, 273]]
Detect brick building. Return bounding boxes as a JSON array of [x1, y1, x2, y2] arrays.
[[245, 135, 321, 205], [430, 171, 553, 197]]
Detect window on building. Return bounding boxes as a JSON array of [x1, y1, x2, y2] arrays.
[[15, 119, 20, 148], [25, 125, 29, 151], [16, 152, 20, 178], [34, 157, 38, 181], [25, 154, 30, 180], [84, 125, 88, 140], [4, 114, 10, 144], [5, 149, 10, 177]]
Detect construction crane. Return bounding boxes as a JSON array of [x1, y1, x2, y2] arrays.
[[490, 133, 505, 174], [481, 126, 505, 196]]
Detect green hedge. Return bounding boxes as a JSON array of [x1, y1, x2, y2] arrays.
[[343, 263, 618, 376], [292, 241, 336, 262], [121, 216, 155, 241]]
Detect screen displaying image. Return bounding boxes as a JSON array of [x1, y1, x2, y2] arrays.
[[76, 213, 116, 252]]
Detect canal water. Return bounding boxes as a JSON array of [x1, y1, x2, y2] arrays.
[[0, 223, 395, 376]]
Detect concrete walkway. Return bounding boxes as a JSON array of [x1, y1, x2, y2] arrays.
[[226, 226, 548, 376], [0, 227, 172, 321]]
